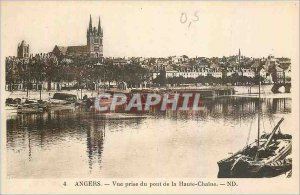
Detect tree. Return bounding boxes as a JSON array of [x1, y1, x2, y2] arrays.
[[153, 70, 166, 86]]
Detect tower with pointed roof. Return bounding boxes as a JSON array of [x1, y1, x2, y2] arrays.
[[87, 15, 103, 58], [17, 40, 30, 58]]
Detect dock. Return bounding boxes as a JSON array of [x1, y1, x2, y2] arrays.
[[169, 86, 235, 98]]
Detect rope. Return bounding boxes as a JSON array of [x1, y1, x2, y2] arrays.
[[262, 111, 268, 134], [270, 116, 282, 134], [8, 90, 14, 98], [258, 84, 267, 134], [246, 117, 253, 146], [269, 114, 275, 126], [260, 85, 282, 133]]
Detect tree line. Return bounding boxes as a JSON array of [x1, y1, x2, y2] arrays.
[[5, 55, 150, 90]]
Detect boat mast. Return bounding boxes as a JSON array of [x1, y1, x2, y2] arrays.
[[262, 118, 284, 150], [26, 60, 30, 99], [257, 72, 261, 147]]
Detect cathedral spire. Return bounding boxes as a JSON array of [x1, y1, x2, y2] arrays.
[[89, 14, 93, 31], [98, 16, 101, 34]]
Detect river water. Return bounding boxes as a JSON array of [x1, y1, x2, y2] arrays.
[[6, 96, 292, 178]]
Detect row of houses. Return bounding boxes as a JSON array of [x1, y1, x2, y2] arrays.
[[153, 65, 291, 84]]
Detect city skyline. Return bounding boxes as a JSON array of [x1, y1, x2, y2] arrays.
[[1, 1, 299, 58]]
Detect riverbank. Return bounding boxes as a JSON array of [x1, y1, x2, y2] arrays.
[[4, 89, 129, 101], [4, 84, 292, 101]]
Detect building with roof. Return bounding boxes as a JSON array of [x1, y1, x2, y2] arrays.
[[52, 15, 103, 59]]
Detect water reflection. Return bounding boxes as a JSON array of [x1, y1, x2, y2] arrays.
[[146, 97, 291, 122], [85, 120, 105, 170], [6, 97, 291, 178]]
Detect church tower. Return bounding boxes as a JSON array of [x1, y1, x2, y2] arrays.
[[17, 40, 30, 58], [87, 15, 103, 58]]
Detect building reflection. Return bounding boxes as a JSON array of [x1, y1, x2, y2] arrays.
[[85, 118, 105, 170], [145, 97, 291, 121]]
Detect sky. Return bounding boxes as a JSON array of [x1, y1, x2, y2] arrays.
[[1, 1, 299, 58]]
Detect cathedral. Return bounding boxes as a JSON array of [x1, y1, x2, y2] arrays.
[[52, 15, 103, 58]]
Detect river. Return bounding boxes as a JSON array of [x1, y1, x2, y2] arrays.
[[6, 95, 292, 178]]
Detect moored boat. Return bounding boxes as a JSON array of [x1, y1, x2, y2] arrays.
[[218, 119, 292, 178], [218, 77, 292, 178], [17, 104, 44, 114]]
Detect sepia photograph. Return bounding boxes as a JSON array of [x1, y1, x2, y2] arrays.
[[0, 1, 299, 194]]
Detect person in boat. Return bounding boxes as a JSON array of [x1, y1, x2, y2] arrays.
[[83, 94, 88, 101], [86, 97, 94, 108], [243, 145, 259, 157], [242, 145, 275, 160], [48, 93, 51, 102]]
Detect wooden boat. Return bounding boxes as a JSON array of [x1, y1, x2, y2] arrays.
[[16, 99, 50, 114], [218, 118, 292, 178], [17, 103, 44, 114], [218, 79, 292, 178], [50, 93, 77, 104], [46, 93, 77, 110]]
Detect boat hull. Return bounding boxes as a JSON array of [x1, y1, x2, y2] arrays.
[[218, 143, 292, 178], [218, 159, 292, 178]]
